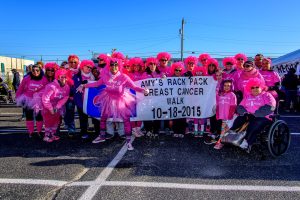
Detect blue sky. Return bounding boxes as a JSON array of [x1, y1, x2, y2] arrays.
[[0, 0, 299, 62]]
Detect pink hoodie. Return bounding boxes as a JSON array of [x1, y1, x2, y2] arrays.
[[240, 91, 276, 114]]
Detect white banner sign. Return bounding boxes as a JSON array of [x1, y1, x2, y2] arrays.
[[132, 76, 217, 121]]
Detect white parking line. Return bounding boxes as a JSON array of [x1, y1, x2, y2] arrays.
[[78, 137, 135, 200], [0, 178, 67, 186]]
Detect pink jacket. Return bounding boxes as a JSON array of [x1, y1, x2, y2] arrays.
[[216, 92, 237, 120], [240, 91, 276, 114], [16, 76, 48, 99], [85, 71, 144, 95], [259, 70, 281, 87], [42, 80, 70, 112]]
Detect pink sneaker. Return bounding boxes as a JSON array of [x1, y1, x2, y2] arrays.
[[214, 142, 224, 150], [43, 136, 54, 143], [127, 143, 134, 151]]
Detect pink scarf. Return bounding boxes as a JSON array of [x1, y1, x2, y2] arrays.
[[240, 68, 259, 80]]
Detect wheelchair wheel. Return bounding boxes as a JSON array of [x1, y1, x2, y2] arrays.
[[267, 120, 291, 158]]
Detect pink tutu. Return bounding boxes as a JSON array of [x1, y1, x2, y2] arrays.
[[93, 90, 136, 119]]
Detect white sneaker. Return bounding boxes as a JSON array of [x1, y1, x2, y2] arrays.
[[239, 139, 248, 149], [127, 143, 134, 151]]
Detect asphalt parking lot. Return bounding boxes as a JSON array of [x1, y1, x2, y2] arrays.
[[0, 104, 299, 200]]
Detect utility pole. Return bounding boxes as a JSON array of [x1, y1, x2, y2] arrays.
[[88, 50, 94, 59], [179, 18, 185, 61]]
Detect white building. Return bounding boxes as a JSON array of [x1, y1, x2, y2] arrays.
[[0, 56, 34, 80]]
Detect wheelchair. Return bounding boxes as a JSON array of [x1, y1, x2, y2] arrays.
[[0, 83, 13, 104], [254, 101, 291, 159]]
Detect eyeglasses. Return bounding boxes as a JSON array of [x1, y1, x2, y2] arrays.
[[69, 61, 77, 64], [160, 59, 168, 62], [251, 86, 260, 89], [175, 69, 182, 72], [110, 63, 118, 67], [237, 58, 244, 61], [60, 76, 67, 79], [32, 69, 40, 72], [244, 64, 253, 68], [188, 62, 194, 65], [85, 66, 92, 69]]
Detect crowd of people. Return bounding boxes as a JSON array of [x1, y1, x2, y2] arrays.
[[15, 52, 300, 151]]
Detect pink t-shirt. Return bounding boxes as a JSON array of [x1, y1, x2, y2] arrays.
[[216, 92, 237, 120], [240, 91, 276, 114], [259, 70, 281, 87]]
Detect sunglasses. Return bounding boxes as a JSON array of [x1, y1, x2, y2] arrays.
[[85, 66, 92, 69], [149, 63, 156, 65], [32, 69, 40, 72], [160, 59, 168, 62], [98, 58, 104, 61], [69, 61, 77, 64], [60, 76, 67, 79], [201, 59, 207, 62], [244, 64, 253, 68], [251, 86, 260, 89], [175, 69, 182, 72], [237, 58, 244, 61], [110, 63, 118, 67], [226, 62, 233, 65], [188, 62, 194, 65], [46, 69, 55, 72]]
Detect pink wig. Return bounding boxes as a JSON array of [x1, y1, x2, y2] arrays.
[[263, 58, 272, 65], [170, 62, 184, 76], [207, 58, 219, 68], [245, 78, 267, 94], [108, 58, 124, 71], [111, 52, 125, 61], [222, 57, 237, 67], [44, 62, 59, 71], [68, 54, 80, 62], [129, 57, 144, 70], [55, 69, 74, 86], [184, 56, 198, 66], [97, 54, 109, 63], [145, 57, 158, 67], [234, 53, 248, 62], [198, 53, 211, 61], [79, 60, 95, 70], [157, 52, 172, 61]]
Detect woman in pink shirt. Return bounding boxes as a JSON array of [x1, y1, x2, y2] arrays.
[[42, 69, 71, 142], [230, 78, 276, 152], [214, 79, 237, 149], [157, 52, 172, 77], [260, 58, 281, 99], [79, 58, 148, 150]]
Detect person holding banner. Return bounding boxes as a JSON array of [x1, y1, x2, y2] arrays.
[[259, 58, 281, 99], [222, 57, 237, 81], [73, 60, 95, 139], [157, 52, 172, 77], [129, 57, 145, 137], [97, 54, 110, 76], [77, 58, 149, 150], [198, 53, 211, 68], [41, 69, 71, 142]]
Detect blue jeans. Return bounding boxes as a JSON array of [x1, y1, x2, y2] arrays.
[[64, 99, 75, 133]]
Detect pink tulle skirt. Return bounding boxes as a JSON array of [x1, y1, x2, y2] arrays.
[[93, 90, 136, 119], [16, 92, 43, 114]]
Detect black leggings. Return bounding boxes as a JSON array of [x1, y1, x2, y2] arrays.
[[25, 107, 42, 121]]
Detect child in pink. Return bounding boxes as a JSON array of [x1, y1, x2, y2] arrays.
[[128, 57, 145, 137], [42, 69, 71, 142], [214, 79, 237, 149], [80, 58, 147, 150]]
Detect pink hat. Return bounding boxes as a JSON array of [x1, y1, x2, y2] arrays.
[[170, 62, 184, 76], [97, 54, 109, 63], [68, 55, 80, 62], [157, 52, 172, 61], [222, 57, 236, 67], [108, 58, 123, 71], [234, 53, 248, 62], [111, 52, 125, 61], [145, 57, 158, 67], [207, 58, 219, 68], [129, 57, 144, 69], [79, 60, 95, 70], [245, 78, 267, 94], [198, 53, 211, 62], [55, 68, 74, 86], [184, 56, 198, 66], [262, 57, 272, 65], [44, 62, 59, 71]]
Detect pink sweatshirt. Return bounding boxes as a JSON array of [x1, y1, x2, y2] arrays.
[[42, 80, 70, 112], [216, 92, 237, 120], [141, 71, 163, 79], [240, 91, 276, 114], [259, 70, 281, 87], [16, 76, 48, 99], [236, 69, 265, 93]]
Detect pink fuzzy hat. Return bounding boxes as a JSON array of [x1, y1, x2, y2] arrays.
[[198, 53, 211, 62], [55, 69, 74, 86], [44, 62, 59, 71], [207, 58, 219, 68], [157, 52, 172, 61], [111, 52, 125, 61], [68, 55, 80, 62], [79, 60, 95, 70], [145, 57, 158, 67], [184, 56, 198, 66], [234, 53, 248, 62], [170, 62, 184, 76], [222, 57, 237, 67], [245, 78, 267, 94], [97, 54, 109, 63], [129, 57, 144, 69]]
